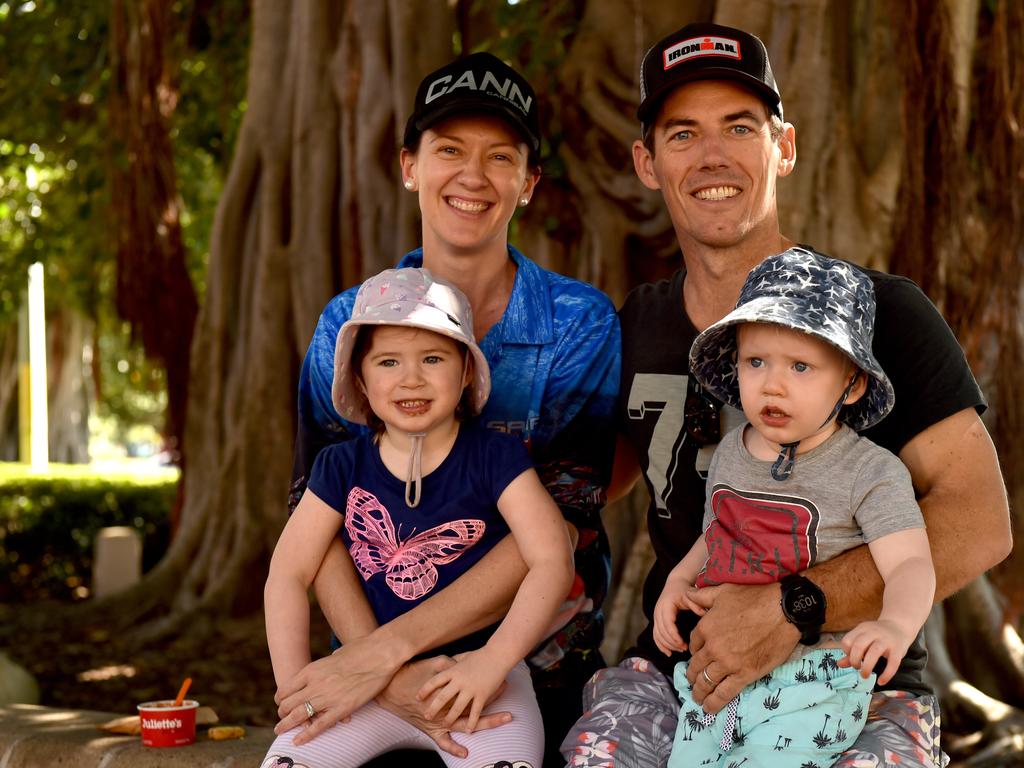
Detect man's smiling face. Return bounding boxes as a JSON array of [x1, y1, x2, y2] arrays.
[[634, 79, 795, 253]]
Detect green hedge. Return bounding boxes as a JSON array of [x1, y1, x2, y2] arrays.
[[0, 463, 178, 603]]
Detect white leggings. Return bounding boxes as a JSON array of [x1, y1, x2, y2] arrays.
[[261, 661, 542, 768]]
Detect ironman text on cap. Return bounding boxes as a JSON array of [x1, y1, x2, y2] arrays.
[[663, 36, 742, 70]]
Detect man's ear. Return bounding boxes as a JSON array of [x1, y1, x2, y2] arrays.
[[777, 122, 797, 177], [632, 139, 661, 191]]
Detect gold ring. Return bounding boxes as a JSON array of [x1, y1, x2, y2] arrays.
[[304, 700, 316, 720], [701, 668, 717, 687]]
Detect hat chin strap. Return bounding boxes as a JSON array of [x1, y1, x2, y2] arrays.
[[770, 373, 860, 482], [404, 432, 428, 507]]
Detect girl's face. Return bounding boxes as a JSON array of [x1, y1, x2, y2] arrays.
[[736, 323, 865, 455], [358, 326, 470, 437], [401, 115, 539, 257]]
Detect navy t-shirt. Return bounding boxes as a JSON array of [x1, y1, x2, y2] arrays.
[[308, 421, 534, 656]]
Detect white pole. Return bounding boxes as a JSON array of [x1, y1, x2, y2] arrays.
[[27, 262, 48, 470]]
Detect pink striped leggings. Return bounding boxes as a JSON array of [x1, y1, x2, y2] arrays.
[[262, 661, 541, 768]]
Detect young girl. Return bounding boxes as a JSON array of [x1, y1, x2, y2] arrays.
[[263, 267, 574, 768]]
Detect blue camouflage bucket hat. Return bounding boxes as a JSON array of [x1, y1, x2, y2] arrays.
[[689, 247, 895, 432]]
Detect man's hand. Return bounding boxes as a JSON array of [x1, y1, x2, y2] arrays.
[[377, 657, 512, 759], [418, 649, 511, 732], [274, 633, 403, 746], [686, 582, 800, 713], [838, 619, 910, 686]]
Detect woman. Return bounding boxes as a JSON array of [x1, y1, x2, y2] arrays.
[[281, 52, 620, 768]]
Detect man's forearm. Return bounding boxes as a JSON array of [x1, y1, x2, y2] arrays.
[[371, 534, 526, 662], [810, 411, 1010, 632], [803, 544, 883, 632], [900, 411, 1010, 600]]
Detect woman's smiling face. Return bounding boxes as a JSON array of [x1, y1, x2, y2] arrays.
[[401, 114, 538, 257]]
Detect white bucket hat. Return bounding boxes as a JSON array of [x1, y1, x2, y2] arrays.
[[332, 267, 490, 425]]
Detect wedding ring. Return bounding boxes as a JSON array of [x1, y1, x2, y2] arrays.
[[701, 668, 717, 687], [304, 700, 316, 720]]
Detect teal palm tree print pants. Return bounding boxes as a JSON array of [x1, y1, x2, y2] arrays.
[[668, 649, 876, 768]]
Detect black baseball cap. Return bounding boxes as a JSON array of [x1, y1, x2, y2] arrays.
[[638, 23, 783, 133], [403, 52, 541, 156]]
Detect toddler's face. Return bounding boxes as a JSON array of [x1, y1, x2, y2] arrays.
[[735, 323, 862, 454]]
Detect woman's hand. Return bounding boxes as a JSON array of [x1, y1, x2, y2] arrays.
[[417, 648, 510, 733], [274, 633, 403, 746]]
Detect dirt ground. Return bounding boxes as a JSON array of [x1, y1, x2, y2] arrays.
[[2, 600, 1022, 766], [0, 602, 331, 728]]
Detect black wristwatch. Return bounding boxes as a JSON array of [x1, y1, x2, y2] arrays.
[[779, 574, 827, 645]]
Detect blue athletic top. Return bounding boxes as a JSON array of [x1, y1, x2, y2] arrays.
[[292, 245, 621, 670]]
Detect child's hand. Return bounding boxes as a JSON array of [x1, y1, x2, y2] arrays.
[[837, 619, 911, 685], [417, 649, 508, 732], [653, 580, 704, 656]]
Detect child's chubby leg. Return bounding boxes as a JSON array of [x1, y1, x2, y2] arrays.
[[437, 661, 544, 768], [260, 699, 436, 768], [668, 659, 732, 767], [712, 648, 877, 768]]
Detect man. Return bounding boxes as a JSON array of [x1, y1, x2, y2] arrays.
[[561, 21, 1010, 768]]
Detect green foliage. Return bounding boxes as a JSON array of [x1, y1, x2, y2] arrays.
[[0, 462, 178, 603], [92, 320, 170, 440], [474, 0, 582, 179], [0, 0, 249, 436], [0, 1, 112, 324]]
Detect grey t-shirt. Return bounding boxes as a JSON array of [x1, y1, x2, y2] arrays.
[[700, 424, 923, 584], [699, 423, 927, 676]]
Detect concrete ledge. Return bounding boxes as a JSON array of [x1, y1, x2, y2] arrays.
[[0, 705, 275, 767]]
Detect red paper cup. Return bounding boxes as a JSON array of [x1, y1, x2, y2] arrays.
[[137, 699, 199, 747]]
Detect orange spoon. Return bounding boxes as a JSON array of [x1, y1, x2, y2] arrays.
[[173, 677, 192, 706]]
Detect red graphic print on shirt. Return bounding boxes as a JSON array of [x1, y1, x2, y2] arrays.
[[697, 484, 820, 587]]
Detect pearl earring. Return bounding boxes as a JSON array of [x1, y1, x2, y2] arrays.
[[404, 180, 414, 190], [519, 197, 529, 207]]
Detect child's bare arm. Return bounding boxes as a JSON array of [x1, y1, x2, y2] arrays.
[[653, 538, 709, 655], [418, 468, 574, 730], [264, 490, 347, 687], [840, 527, 935, 684]]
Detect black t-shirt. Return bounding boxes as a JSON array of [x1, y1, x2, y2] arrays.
[[617, 249, 985, 695]]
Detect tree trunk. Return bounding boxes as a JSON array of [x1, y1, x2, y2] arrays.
[[45, 311, 91, 464], [108, 0, 199, 463], [0, 325, 17, 461], [71, 0, 455, 638]]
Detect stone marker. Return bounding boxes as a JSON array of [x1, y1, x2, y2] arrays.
[[92, 526, 142, 598]]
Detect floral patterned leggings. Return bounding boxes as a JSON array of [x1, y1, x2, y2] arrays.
[[560, 657, 947, 768]]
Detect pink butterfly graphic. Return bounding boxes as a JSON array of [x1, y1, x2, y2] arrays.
[[345, 487, 486, 601]]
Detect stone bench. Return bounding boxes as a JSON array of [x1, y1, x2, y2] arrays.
[[0, 704, 276, 767]]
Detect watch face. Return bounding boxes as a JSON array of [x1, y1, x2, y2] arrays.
[[785, 582, 825, 625]]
